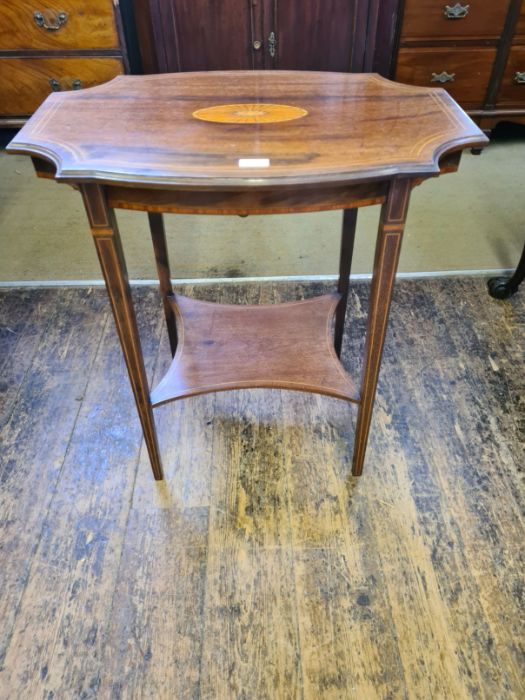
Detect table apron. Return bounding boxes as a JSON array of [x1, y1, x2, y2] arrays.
[[104, 181, 389, 216]]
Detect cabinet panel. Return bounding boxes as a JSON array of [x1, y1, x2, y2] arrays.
[[0, 57, 123, 116], [401, 0, 508, 41], [134, 0, 365, 74], [159, 0, 255, 72], [272, 0, 357, 71], [497, 45, 525, 105], [0, 0, 119, 51], [396, 47, 497, 108]]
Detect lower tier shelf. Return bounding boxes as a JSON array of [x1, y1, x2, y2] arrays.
[[150, 293, 359, 406]]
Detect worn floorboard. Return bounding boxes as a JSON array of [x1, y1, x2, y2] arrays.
[[0, 279, 523, 699]]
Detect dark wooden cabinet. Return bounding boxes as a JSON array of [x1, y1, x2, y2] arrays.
[[382, 0, 525, 134], [134, 0, 369, 74]]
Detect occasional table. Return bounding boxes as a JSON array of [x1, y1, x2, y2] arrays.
[[7, 71, 487, 480]]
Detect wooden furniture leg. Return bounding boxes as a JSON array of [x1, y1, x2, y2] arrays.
[[334, 208, 358, 357], [80, 184, 164, 480], [147, 212, 178, 356], [352, 179, 411, 476]]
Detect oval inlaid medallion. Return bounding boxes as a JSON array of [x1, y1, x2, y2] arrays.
[[193, 103, 308, 124]]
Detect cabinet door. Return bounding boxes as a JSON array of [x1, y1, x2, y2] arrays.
[[268, 0, 361, 71], [149, 0, 258, 72]]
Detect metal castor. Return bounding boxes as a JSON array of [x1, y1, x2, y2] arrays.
[[487, 276, 519, 300], [487, 242, 525, 299]]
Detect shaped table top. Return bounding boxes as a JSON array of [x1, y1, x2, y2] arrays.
[[7, 71, 488, 189]]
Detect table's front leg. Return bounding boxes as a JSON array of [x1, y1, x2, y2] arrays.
[[80, 184, 164, 481], [352, 178, 411, 476]]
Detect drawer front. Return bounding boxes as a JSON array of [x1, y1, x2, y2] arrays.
[[516, 2, 525, 39], [0, 0, 119, 50], [396, 47, 497, 108], [497, 46, 525, 105], [401, 0, 508, 41], [0, 57, 123, 116]]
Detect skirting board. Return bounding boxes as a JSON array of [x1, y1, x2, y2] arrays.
[[0, 269, 514, 288]]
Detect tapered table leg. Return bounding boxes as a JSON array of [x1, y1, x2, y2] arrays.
[[80, 184, 164, 480], [334, 208, 358, 357], [352, 179, 411, 476], [148, 212, 178, 356]]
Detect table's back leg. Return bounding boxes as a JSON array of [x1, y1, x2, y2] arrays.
[[334, 208, 358, 358], [80, 184, 164, 481], [352, 179, 411, 476], [148, 212, 178, 356]]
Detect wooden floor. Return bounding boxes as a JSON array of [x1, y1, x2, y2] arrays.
[[0, 279, 523, 699]]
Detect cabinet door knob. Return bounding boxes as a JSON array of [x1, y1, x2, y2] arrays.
[[431, 71, 456, 83], [444, 3, 469, 19], [33, 10, 69, 31], [253, 40, 262, 50], [514, 71, 525, 84], [268, 31, 276, 58]]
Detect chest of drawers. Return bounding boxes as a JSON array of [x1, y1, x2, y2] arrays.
[[0, 0, 128, 126], [392, 0, 525, 135]]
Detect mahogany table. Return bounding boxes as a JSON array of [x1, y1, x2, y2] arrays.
[[7, 71, 487, 481]]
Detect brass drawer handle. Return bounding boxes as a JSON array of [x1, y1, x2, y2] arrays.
[[34, 10, 69, 31], [49, 78, 83, 91], [444, 3, 469, 19], [431, 71, 456, 83], [514, 71, 525, 84]]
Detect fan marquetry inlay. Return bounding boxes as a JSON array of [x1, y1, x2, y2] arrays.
[[193, 103, 308, 124]]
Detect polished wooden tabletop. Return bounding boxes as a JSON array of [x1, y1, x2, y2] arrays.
[[7, 71, 487, 189]]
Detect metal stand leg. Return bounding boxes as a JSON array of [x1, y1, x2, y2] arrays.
[[148, 212, 178, 356], [80, 184, 164, 480], [334, 208, 358, 358], [352, 179, 411, 476], [487, 240, 525, 299]]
